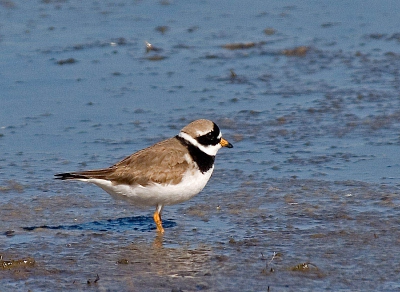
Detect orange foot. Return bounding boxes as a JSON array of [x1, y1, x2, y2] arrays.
[[153, 208, 164, 233]]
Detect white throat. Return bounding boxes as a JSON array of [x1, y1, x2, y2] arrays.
[[179, 132, 222, 156]]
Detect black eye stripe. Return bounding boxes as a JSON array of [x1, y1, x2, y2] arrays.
[[196, 135, 220, 146], [196, 123, 221, 146]]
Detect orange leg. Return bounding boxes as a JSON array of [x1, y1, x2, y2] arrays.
[[153, 205, 164, 233]]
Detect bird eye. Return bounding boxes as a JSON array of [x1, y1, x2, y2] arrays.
[[208, 132, 217, 141]]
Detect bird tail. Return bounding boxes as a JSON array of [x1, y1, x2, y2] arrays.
[[54, 172, 89, 180], [54, 169, 111, 180]]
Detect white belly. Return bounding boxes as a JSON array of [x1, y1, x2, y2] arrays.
[[82, 167, 214, 207]]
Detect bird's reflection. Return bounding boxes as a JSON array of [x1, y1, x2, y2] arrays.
[[23, 216, 176, 233]]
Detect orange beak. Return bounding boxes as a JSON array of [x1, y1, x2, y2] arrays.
[[220, 138, 233, 148]]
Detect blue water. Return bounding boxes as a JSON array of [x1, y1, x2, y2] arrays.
[[1, 1, 400, 291]]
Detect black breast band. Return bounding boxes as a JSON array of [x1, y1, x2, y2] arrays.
[[176, 136, 215, 173]]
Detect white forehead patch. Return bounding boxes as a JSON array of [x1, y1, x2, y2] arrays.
[[195, 127, 222, 138], [196, 129, 210, 136]]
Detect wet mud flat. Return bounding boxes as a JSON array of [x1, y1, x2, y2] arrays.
[[1, 0, 400, 291], [1, 176, 400, 291]]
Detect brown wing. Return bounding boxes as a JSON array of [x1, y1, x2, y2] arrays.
[[55, 137, 190, 186]]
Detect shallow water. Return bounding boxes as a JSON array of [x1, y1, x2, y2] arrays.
[[1, 1, 400, 291]]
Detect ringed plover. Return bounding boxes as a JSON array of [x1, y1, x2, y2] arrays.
[[55, 119, 233, 233]]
